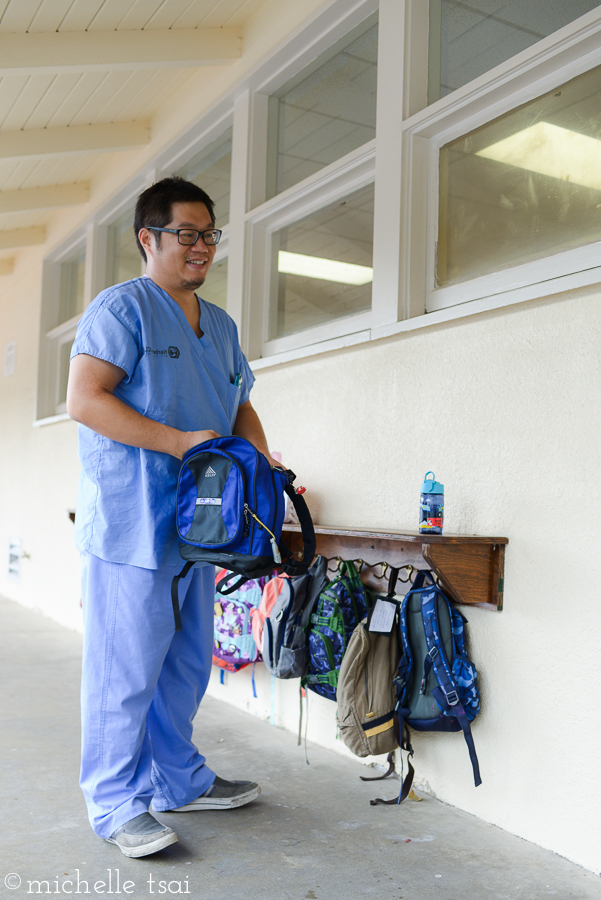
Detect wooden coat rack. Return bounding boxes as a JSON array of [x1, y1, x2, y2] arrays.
[[282, 524, 508, 610]]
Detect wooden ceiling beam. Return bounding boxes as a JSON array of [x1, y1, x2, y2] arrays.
[[0, 29, 241, 75], [0, 183, 90, 213], [0, 123, 150, 159], [0, 227, 46, 250]]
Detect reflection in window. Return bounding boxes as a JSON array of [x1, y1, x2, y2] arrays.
[[58, 248, 85, 324], [199, 257, 228, 311], [268, 20, 378, 198], [437, 64, 601, 287], [107, 208, 141, 287], [428, 0, 601, 104], [175, 128, 232, 227], [271, 184, 374, 338]]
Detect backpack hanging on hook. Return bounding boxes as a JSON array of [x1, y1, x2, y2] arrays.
[[394, 570, 482, 788]]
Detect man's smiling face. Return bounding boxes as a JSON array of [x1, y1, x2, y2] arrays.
[[142, 201, 217, 295]]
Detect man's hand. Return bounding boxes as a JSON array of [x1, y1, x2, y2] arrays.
[[177, 429, 220, 459], [67, 354, 220, 460]]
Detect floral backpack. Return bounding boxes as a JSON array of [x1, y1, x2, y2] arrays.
[[212, 569, 270, 672]]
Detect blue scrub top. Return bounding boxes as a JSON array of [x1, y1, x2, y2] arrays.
[[71, 275, 255, 569]]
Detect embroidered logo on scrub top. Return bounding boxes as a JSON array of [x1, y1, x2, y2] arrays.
[[144, 346, 180, 358]]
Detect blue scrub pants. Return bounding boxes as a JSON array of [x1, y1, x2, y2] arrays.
[[80, 553, 216, 838]]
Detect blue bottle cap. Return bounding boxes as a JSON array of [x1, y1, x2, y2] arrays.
[[421, 471, 444, 494]]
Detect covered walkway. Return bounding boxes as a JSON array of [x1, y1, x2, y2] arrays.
[[1, 595, 599, 900]]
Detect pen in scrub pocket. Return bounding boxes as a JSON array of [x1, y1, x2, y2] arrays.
[[234, 373, 242, 387]]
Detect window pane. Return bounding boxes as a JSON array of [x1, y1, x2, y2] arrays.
[[58, 249, 85, 324], [57, 338, 74, 407], [271, 184, 374, 339], [269, 21, 378, 197], [437, 64, 601, 287], [199, 257, 228, 311], [107, 208, 141, 287], [429, 0, 601, 103], [175, 128, 232, 227]]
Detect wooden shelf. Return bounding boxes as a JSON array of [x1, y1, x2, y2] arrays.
[[282, 525, 508, 611]]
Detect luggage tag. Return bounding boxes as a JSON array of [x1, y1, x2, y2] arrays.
[[368, 566, 403, 634], [368, 596, 400, 634]]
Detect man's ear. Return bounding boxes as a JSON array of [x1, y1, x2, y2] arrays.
[[138, 228, 155, 258]]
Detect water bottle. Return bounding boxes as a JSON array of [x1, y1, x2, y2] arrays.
[[419, 472, 444, 535]]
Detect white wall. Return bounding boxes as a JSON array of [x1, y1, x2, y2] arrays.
[[207, 286, 601, 874]]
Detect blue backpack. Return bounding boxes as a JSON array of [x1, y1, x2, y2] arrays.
[[302, 560, 373, 701], [170, 436, 315, 631], [394, 570, 482, 788]]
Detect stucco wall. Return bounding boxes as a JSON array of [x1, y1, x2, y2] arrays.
[[207, 287, 601, 874], [0, 250, 81, 630]]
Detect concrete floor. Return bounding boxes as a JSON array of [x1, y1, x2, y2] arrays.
[[1, 596, 600, 900]]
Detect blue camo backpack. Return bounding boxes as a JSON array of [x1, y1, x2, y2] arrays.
[[394, 570, 482, 788], [302, 560, 373, 701], [170, 436, 315, 632]]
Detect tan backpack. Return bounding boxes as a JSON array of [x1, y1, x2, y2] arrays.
[[336, 602, 401, 758]]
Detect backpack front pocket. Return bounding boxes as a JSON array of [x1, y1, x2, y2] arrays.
[[178, 449, 244, 546]]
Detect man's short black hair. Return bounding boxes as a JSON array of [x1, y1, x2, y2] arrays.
[[134, 177, 216, 262]]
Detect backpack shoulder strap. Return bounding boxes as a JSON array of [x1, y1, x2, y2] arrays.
[[420, 588, 482, 787], [280, 479, 316, 577], [170, 561, 195, 632]]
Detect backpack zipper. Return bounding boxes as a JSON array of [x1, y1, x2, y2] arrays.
[[244, 504, 282, 563]]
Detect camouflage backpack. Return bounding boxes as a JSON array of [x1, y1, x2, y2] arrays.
[[302, 560, 373, 701]]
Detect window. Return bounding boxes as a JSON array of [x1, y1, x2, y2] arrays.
[[437, 63, 601, 287], [270, 185, 374, 339], [58, 248, 85, 325], [427, 0, 601, 104], [267, 20, 378, 198], [107, 208, 141, 287], [56, 336, 75, 408], [397, 1, 601, 316], [37, 239, 88, 420], [175, 128, 233, 227], [200, 257, 228, 311]]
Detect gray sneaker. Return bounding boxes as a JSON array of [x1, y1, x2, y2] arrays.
[[170, 775, 261, 812], [106, 812, 178, 858]]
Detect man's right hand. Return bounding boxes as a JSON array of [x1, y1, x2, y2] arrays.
[[177, 430, 220, 460]]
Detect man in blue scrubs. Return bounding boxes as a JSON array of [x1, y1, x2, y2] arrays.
[[67, 178, 279, 858]]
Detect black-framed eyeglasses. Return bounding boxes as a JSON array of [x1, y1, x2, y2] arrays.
[[144, 226, 222, 246]]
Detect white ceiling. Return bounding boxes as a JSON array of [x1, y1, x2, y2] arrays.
[[0, 0, 267, 259]]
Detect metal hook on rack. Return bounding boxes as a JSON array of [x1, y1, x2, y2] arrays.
[[375, 561, 389, 580], [326, 555, 344, 573], [397, 565, 414, 583]]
